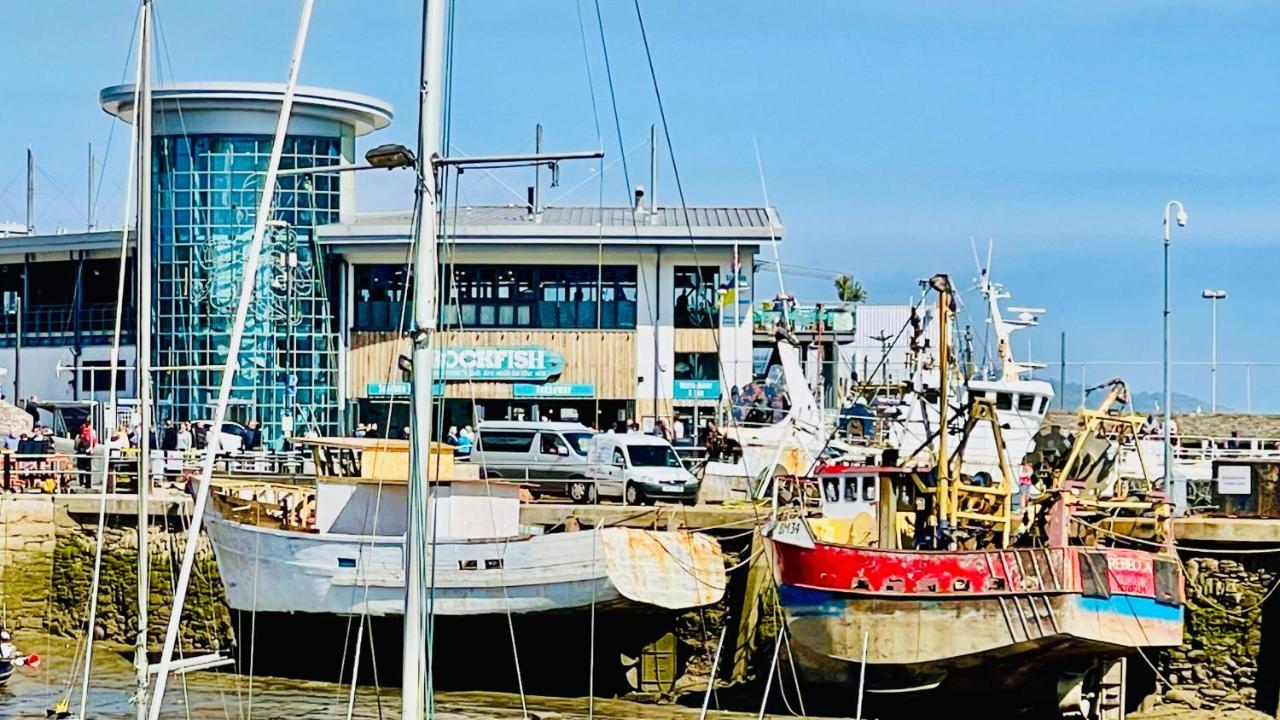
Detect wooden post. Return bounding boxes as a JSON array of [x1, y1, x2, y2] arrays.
[[730, 531, 770, 682]]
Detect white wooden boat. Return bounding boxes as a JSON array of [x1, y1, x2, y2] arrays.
[[205, 438, 726, 617]]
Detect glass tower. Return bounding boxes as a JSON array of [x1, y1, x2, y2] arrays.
[[152, 134, 345, 442]]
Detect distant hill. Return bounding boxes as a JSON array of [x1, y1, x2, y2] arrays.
[[1041, 380, 1214, 414]]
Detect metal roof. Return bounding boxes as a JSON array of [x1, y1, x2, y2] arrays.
[[318, 205, 783, 246], [100, 82, 394, 136], [0, 229, 133, 257]]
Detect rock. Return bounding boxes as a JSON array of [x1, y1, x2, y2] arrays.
[[1164, 688, 1203, 709], [1201, 688, 1228, 698]]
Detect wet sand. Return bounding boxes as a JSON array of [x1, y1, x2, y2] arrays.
[[0, 633, 844, 720]]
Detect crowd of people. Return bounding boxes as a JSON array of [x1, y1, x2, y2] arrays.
[[730, 381, 791, 424]]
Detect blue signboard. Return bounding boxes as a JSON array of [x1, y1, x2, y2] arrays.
[[435, 346, 565, 381], [673, 379, 721, 400], [366, 381, 443, 397], [512, 383, 595, 399], [367, 381, 411, 396]]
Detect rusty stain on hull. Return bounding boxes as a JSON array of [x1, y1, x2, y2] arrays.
[[601, 527, 727, 610]]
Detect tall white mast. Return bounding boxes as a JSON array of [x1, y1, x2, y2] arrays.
[[146, 2, 316, 717], [403, 0, 447, 716], [134, 2, 154, 717]]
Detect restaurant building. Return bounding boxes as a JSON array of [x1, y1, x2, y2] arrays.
[[0, 80, 782, 444]]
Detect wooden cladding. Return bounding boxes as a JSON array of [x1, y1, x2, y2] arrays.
[[674, 328, 719, 354], [349, 330, 637, 400]]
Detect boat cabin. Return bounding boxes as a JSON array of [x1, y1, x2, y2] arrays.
[[213, 437, 522, 541], [809, 465, 902, 548]]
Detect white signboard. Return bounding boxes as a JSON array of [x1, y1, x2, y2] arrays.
[[1216, 465, 1252, 495]]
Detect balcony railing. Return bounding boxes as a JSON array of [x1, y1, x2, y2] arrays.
[[0, 303, 136, 347], [753, 303, 854, 335]]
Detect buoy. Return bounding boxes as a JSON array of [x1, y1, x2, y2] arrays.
[[22, 653, 40, 669]]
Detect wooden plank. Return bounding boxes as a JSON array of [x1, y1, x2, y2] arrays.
[[349, 330, 637, 399]]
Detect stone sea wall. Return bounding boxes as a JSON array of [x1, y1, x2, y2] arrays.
[[1153, 554, 1280, 713], [0, 496, 234, 651]]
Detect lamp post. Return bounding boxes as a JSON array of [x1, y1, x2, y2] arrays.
[[1163, 200, 1187, 514], [1201, 289, 1226, 413]]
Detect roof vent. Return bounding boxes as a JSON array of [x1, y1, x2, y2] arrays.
[[633, 186, 646, 213]]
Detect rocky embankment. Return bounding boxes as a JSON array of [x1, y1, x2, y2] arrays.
[[1, 495, 233, 651], [1150, 555, 1277, 714]]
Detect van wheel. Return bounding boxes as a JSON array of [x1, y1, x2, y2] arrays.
[[568, 478, 592, 505], [625, 482, 647, 506]]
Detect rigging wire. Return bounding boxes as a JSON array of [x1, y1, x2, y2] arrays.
[[73, 5, 146, 715]]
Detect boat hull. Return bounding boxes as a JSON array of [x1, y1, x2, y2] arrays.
[[777, 584, 1182, 691], [766, 532, 1183, 692], [205, 512, 725, 617]]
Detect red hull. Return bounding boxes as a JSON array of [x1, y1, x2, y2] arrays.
[[766, 529, 1184, 691]]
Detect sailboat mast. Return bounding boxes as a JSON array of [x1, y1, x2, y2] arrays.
[[134, 1, 154, 716], [403, 0, 447, 717]]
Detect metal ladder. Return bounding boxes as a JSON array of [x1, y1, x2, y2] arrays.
[[985, 547, 1062, 644]]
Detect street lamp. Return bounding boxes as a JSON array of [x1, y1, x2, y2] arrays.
[[274, 143, 417, 177], [1163, 200, 1187, 513], [1201, 289, 1227, 412]]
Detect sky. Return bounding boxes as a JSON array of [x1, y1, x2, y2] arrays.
[[2, 1, 1279, 410]]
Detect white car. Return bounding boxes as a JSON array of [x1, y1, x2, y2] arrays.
[[588, 433, 701, 506]]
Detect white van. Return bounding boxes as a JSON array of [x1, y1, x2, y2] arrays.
[[472, 421, 597, 502], [588, 433, 701, 506]]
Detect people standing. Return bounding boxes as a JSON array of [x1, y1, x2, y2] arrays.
[[445, 426, 459, 446], [244, 420, 263, 451], [176, 422, 193, 452], [23, 396, 39, 426], [74, 423, 97, 489], [456, 426, 474, 459], [160, 419, 178, 452]]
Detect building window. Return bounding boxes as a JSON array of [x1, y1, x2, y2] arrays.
[[443, 264, 637, 330], [673, 266, 721, 329], [353, 265, 410, 330], [80, 360, 128, 393], [674, 352, 718, 381]]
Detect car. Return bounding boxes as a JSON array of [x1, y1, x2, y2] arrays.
[[471, 421, 596, 502], [587, 433, 701, 506], [191, 420, 250, 452]]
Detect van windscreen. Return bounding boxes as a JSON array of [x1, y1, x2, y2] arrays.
[[628, 445, 681, 468]]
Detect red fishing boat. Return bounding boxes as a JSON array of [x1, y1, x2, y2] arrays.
[[763, 275, 1183, 720]]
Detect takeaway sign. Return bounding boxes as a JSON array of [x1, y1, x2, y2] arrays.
[[435, 346, 565, 381]]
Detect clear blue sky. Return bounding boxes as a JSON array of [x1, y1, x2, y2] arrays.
[[3, 1, 1279, 410]]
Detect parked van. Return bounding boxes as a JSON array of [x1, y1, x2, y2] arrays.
[[471, 421, 596, 502], [588, 433, 701, 506]]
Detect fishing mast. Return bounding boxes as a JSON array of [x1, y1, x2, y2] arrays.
[[134, 1, 154, 716], [403, 0, 447, 716]]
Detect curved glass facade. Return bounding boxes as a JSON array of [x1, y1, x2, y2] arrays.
[[152, 134, 346, 442]]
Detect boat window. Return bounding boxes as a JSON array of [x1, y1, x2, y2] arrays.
[[1018, 394, 1036, 412], [459, 560, 478, 570], [863, 478, 877, 502], [996, 393, 1013, 410], [843, 478, 858, 502], [539, 433, 569, 456], [1036, 397, 1048, 414], [824, 478, 840, 502], [478, 430, 535, 453], [485, 558, 503, 570]]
